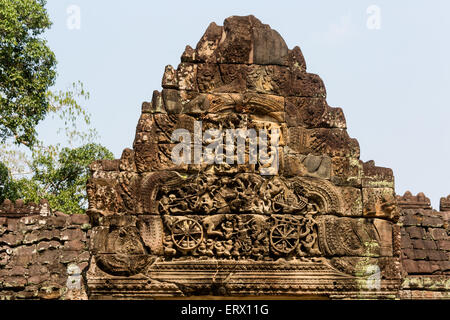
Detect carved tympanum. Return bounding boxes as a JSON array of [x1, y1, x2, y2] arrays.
[[86, 15, 400, 299]]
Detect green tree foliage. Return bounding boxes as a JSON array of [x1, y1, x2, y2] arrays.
[[0, 81, 112, 213], [0, 0, 57, 147], [15, 143, 113, 213], [0, 161, 19, 202], [0, 1, 114, 213]]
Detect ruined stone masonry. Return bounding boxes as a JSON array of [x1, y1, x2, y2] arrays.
[[0, 15, 448, 300], [397, 192, 449, 299], [0, 200, 91, 299]]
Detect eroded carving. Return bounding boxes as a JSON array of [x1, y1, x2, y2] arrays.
[[161, 213, 319, 260], [86, 15, 402, 299], [150, 173, 342, 216]]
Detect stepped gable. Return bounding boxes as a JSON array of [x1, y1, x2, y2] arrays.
[[85, 15, 402, 299], [397, 191, 432, 210]]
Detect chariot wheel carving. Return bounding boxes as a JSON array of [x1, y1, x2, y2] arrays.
[[171, 218, 203, 251], [270, 223, 300, 254]]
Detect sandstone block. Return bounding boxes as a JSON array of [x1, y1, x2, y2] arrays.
[[181, 45, 196, 63], [330, 157, 362, 187], [37, 250, 60, 265], [440, 195, 450, 212], [46, 216, 67, 229], [338, 187, 362, 216], [429, 228, 447, 240], [362, 187, 398, 220], [60, 250, 80, 264], [195, 22, 222, 62], [2, 276, 27, 289], [406, 226, 424, 239], [218, 64, 248, 92], [27, 275, 45, 286], [413, 249, 427, 260], [64, 240, 86, 252], [436, 240, 450, 251], [246, 64, 290, 95], [69, 214, 90, 226], [422, 215, 443, 228], [412, 239, 426, 250], [161, 89, 182, 113], [401, 235, 413, 249], [402, 248, 415, 259], [281, 152, 331, 179], [161, 64, 178, 89], [148, 90, 166, 113], [285, 97, 346, 129], [61, 229, 84, 242], [196, 63, 223, 92], [427, 250, 447, 261], [288, 127, 360, 158], [177, 62, 198, 91], [2, 233, 23, 246], [289, 70, 326, 98], [362, 160, 394, 189], [119, 148, 137, 172], [422, 240, 437, 250], [36, 240, 61, 252], [396, 191, 431, 210]]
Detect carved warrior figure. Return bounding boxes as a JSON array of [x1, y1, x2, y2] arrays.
[[87, 15, 400, 299]]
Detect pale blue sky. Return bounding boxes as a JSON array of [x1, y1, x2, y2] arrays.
[[38, 0, 450, 208]]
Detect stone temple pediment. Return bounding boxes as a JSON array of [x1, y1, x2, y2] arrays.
[[85, 15, 402, 299]]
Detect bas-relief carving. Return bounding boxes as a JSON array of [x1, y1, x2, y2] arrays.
[[89, 171, 394, 277], [151, 173, 342, 216], [86, 15, 400, 299], [161, 214, 319, 259]]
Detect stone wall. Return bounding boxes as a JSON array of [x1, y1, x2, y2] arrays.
[[397, 192, 450, 299], [0, 199, 91, 300]]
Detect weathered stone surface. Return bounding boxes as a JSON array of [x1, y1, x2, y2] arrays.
[[316, 216, 394, 257], [195, 22, 223, 62], [285, 97, 346, 129], [0, 203, 91, 300], [218, 64, 248, 92], [281, 152, 331, 179], [422, 214, 444, 228], [161, 64, 178, 89], [362, 187, 399, 220], [196, 63, 223, 92], [397, 191, 431, 210], [289, 70, 326, 98], [215, 15, 289, 65], [338, 187, 362, 217], [362, 160, 394, 189], [330, 157, 362, 187], [440, 195, 450, 212], [288, 127, 360, 158], [246, 64, 291, 95], [149, 90, 166, 114]]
